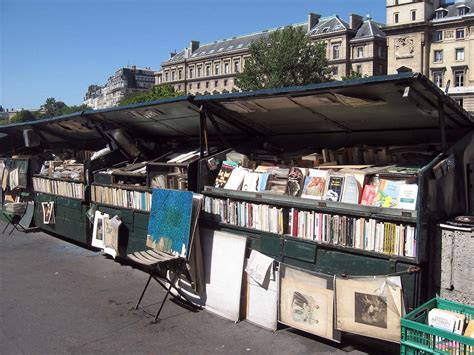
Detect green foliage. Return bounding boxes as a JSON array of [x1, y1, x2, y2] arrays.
[[10, 110, 36, 123], [119, 84, 182, 106], [40, 97, 67, 117], [235, 26, 333, 91], [341, 70, 365, 81]]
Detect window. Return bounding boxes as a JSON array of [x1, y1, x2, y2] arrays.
[[434, 50, 443, 62], [206, 66, 210, 76], [322, 27, 329, 33], [394, 12, 399, 23], [234, 61, 240, 73], [215, 80, 219, 87], [456, 98, 464, 107], [458, 7, 469, 16], [434, 31, 443, 42], [188, 83, 192, 90], [197, 83, 201, 89], [189, 68, 194, 79], [435, 10, 447, 19], [456, 28, 465, 39], [177, 84, 181, 90], [171, 71, 175, 81], [356, 65, 362, 74], [379, 64, 384, 75], [178, 70, 182, 80], [378, 46, 386, 58], [165, 72, 169, 81], [224, 62, 229, 74], [455, 70, 464, 87], [433, 71, 443, 87], [224, 79, 228, 86], [215, 64, 220, 75], [332, 44, 340, 60], [197, 67, 202, 77], [205, 81, 209, 88], [394, 0, 399, 5], [332, 66, 338, 75], [411, 10, 416, 21], [357, 46, 364, 58], [456, 48, 465, 61]]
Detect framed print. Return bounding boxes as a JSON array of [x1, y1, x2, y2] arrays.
[[92, 211, 108, 249], [335, 276, 404, 343], [279, 265, 341, 342], [41, 202, 55, 224]]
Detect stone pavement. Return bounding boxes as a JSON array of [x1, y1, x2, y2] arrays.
[[0, 223, 397, 354]]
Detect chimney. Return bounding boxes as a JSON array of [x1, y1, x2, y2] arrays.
[[190, 40, 200, 53], [170, 51, 177, 59], [349, 13, 364, 30], [307, 13, 321, 32]]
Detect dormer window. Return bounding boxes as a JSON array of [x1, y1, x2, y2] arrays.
[[322, 27, 330, 33], [458, 6, 469, 17], [435, 8, 448, 19]]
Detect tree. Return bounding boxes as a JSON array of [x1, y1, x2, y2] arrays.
[[41, 97, 67, 117], [10, 110, 36, 123], [235, 26, 333, 91], [119, 84, 181, 106], [341, 70, 366, 81]]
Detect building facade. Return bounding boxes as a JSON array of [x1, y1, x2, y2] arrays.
[[159, 13, 387, 95], [84, 66, 157, 109], [385, 0, 474, 110]]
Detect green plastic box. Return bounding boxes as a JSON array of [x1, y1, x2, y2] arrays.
[[401, 297, 474, 354]]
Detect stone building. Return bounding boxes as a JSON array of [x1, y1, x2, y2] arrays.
[[385, 0, 474, 110], [159, 13, 387, 95], [84, 66, 157, 109]]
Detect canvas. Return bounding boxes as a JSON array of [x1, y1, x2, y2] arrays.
[[335, 276, 404, 343], [92, 211, 108, 249], [279, 266, 341, 342], [146, 188, 193, 257]]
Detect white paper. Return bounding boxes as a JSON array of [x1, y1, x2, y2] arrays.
[[245, 250, 274, 285], [224, 168, 248, 190]]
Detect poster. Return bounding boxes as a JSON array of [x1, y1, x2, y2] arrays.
[[104, 216, 122, 259], [335, 276, 404, 343], [245, 250, 274, 285], [41, 202, 55, 224], [279, 265, 341, 342], [146, 189, 193, 257]]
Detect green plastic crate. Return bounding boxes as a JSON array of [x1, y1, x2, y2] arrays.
[[401, 297, 474, 354]]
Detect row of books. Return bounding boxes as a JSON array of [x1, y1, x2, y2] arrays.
[[214, 162, 418, 210], [33, 177, 85, 199], [203, 196, 286, 235], [91, 185, 152, 211], [203, 197, 416, 258]]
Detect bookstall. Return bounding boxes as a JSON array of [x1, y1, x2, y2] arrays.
[[193, 72, 474, 315]]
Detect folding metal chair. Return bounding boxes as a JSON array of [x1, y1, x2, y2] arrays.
[[127, 250, 192, 323], [1, 192, 30, 235]]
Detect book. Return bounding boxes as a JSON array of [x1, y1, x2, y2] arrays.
[[286, 167, 307, 197], [224, 168, 248, 190], [428, 308, 466, 335], [398, 184, 418, 210], [301, 169, 328, 200], [360, 185, 377, 206], [374, 179, 402, 208], [214, 161, 237, 188], [257, 173, 270, 192], [341, 175, 360, 204], [464, 319, 474, 338], [324, 175, 345, 202], [242, 172, 260, 192], [266, 168, 289, 195]]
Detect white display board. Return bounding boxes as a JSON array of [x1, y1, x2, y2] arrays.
[[200, 228, 247, 322], [244, 259, 279, 331]]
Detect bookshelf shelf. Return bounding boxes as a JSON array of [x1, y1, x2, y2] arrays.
[[201, 220, 418, 264], [34, 191, 85, 201], [91, 182, 151, 193], [93, 202, 151, 214], [203, 186, 418, 224]]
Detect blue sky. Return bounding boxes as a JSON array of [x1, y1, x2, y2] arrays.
[[1, 0, 385, 109]]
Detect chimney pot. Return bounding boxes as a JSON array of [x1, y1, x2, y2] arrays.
[[349, 13, 364, 30], [190, 40, 200, 53]]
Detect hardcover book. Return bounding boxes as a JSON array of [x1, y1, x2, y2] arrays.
[[341, 175, 360, 204], [374, 179, 402, 208], [287, 167, 307, 197], [360, 185, 377, 206], [398, 184, 418, 210], [214, 161, 237, 188]]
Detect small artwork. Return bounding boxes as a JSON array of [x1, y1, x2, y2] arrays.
[[146, 188, 194, 257], [335, 276, 404, 343], [354, 292, 387, 329], [41, 202, 55, 225], [92, 211, 108, 249], [279, 265, 341, 342]]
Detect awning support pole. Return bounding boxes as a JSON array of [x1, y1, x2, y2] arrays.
[[438, 100, 447, 153]]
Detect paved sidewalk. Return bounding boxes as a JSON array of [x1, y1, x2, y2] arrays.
[[0, 224, 395, 354]]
